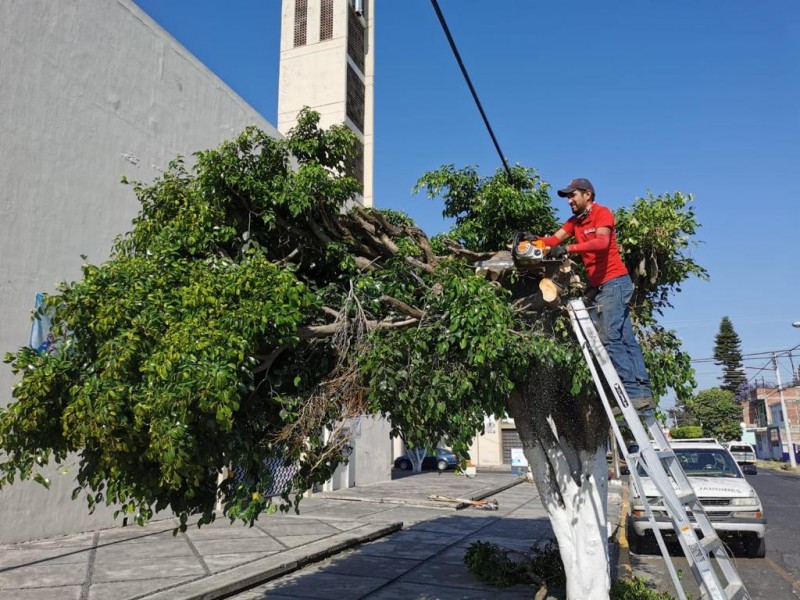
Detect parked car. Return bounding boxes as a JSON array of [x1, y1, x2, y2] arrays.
[[627, 438, 766, 557], [393, 448, 458, 471], [725, 442, 758, 474]]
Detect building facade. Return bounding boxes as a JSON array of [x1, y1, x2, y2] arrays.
[[740, 382, 800, 461]]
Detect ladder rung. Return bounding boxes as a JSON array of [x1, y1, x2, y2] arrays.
[[656, 450, 675, 461], [700, 534, 723, 553], [676, 489, 696, 505], [724, 582, 747, 600]]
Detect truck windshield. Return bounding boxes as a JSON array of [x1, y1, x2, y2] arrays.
[[674, 449, 742, 478]]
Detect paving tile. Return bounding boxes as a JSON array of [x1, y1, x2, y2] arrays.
[[387, 529, 466, 546], [431, 545, 470, 565], [91, 555, 205, 583], [292, 504, 394, 520], [255, 571, 388, 599], [325, 520, 366, 532], [88, 576, 194, 600], [257, 520, 340, 537], [0, 587, 82, 600], [319, 551, 420, 579], [192, 537, 285, 555], [364, 581, 507, 599], [359, 506, 449, 526], [203, 551, 277, 573], [97, 527, 177, 545], [228, 593, 302, 600], [93, 539, 194, 562], [273, 534, 330, 548], [184, 525, 271, 540], [398, 558, 497, 591], [0, 546, 90, 568], [356, 540, 449, 561], [8, 532, 96, 549], [0, 562, 87, 588]]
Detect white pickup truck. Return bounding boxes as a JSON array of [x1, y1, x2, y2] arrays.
[[725, 442, 758, 475], [627, 438, 766, 557]]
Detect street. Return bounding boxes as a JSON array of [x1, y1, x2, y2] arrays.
[[630, 469, 800, 599]]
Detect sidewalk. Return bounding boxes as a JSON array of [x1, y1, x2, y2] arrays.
[[0, 472, 623, 600]]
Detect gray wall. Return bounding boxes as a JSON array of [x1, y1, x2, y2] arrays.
[[0, 0, 278, 543]]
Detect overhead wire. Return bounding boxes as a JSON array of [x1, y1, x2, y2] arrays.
[[690, 343, 800, 364], [429, 0, 513, 182]]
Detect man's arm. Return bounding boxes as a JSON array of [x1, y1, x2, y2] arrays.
[[566, 226, 611, 253], [539, 228, 569, 247]]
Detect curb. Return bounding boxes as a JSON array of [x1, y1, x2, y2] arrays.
[[143, 521, 402, 600], [317, 476, 526, 510]]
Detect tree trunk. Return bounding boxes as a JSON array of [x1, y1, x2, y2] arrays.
[[508, 381, 611, 600], [408, 447, 427, 473]]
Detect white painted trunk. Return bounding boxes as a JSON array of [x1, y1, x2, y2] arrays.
[[408, 447, 427, 473], [526, 440, 610, 600]]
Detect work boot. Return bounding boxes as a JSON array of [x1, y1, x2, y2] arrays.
[[611, 396, 654, 416]]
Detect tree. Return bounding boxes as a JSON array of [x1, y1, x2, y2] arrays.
[[0, 112, 707, 599], [713, 316, 747, 396], [684, 388, 743, 442]]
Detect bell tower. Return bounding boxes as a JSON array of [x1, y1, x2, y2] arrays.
[[278, 0, 374, 206]]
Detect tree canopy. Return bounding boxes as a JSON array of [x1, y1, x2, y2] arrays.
[[684, 388, 743, 442], [1, 110, 708, 531], [713, 316, 747, 396]]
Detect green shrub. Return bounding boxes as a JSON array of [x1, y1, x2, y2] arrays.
[[611, 577, 676, 599], [463, 538, 565, 588], [669, 425, 703, 439]]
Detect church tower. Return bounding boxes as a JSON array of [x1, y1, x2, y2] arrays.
[[278, 0, 374, 206]]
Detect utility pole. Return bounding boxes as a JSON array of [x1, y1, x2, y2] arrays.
[[773, 352, 797, 468]]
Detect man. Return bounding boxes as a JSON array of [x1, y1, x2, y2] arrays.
[[535, 178, 653, 411]]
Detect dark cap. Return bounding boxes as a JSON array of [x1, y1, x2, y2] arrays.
[[557, 178, 595, 198]]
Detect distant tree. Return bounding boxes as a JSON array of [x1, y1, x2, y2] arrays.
[[684, 388, 743, 442], [668, 397, 694, 428], [713, 316, 747, 396], [669, 425, 703, 439]]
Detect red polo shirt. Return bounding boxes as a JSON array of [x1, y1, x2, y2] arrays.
[[562, 203, 628, 287]]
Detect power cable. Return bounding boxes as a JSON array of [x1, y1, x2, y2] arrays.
[[690, 343, 800, 364], [429, 0, 513, 181]]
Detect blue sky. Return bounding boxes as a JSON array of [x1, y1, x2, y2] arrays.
[[134, 1, 800, 401]]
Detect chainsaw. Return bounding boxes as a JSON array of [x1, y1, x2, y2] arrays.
[[474, 231, 563, 272]]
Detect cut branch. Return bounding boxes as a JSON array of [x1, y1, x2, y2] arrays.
[[379, 295, 425, 319]]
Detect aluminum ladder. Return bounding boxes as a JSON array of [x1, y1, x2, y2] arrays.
[[567, 298, 750, 600]]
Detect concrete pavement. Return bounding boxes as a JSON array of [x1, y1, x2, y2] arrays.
[[0, 471, 624, 600]]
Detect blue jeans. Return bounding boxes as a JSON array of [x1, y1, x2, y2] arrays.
[[589, 275, 652, 400]]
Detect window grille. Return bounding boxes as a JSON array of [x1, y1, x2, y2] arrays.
[[347, 4, 365, 73], [346, 64, 365, 134], [294, 0, 308, 47], [347, 139, 364, 185], [320, 0, 334, 41]]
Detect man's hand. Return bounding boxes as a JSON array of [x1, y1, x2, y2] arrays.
[[548, 245, 568, 259]]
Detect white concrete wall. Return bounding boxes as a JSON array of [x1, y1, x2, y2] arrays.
[[468, 418, 504, 467], [0, 0, 278, 543], [351, 415, 392, 485]]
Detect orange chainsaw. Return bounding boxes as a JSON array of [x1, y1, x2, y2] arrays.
[[511, 231, 549, 266], [474, 232, 562, 272]]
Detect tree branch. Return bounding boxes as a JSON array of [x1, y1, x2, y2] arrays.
[[379, 295, 425, 319]]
